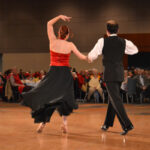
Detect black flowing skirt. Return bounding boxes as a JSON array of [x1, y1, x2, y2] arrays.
[[22, 66, 77, 123]]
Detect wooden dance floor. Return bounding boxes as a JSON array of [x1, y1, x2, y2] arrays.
[[0, 101, 150, 150]]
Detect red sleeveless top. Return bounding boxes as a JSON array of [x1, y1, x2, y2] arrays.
[[50, 50, 71, 66]]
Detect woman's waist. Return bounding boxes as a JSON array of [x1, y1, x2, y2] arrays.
[[49, 66, 71, 73], [50, 61, 70, 66]]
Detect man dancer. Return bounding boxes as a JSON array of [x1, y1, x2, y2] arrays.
[[88, 20, 138, 135]]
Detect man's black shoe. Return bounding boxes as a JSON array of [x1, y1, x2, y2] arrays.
[[101, 125, 109, 131], [120, 126, 134, 135]]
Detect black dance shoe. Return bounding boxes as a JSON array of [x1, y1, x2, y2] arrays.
[[101, 125, 109, 131], [120, 125, 134, 135]]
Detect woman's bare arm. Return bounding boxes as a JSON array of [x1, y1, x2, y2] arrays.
[[71, 42, 87, 60], [47, 15, 71, 41]]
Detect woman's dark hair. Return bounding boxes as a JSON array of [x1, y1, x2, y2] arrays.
[[106, 20, 119, 34], [59, 25, 70, 39]]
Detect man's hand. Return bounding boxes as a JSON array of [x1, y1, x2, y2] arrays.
[[87, 56, 92, 63]]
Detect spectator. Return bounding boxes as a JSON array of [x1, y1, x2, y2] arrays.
[[8, 67, 32, 102], [0, 72, 4, 86], [40, 70, 46, 79], [121, 70, 128, 92], [10, 67, 24, 90], [81, 70, 90, 93], [18, 69, 25, 80], [134, 68, 150, 102], [128, 70, 134, 78], [0, 72, 4, 99], [87, 68, 103, 102]]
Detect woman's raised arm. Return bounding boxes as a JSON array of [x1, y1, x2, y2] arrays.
[[71, 42, 87, 60], [47, 15, 71, 41]]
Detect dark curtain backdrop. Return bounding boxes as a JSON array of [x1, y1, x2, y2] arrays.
[[128, 52, 150, 69]]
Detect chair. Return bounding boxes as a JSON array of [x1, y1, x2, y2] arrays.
[[102, 88, 108, 103], [126, 78, 137, 104], [11, 86, 21, 102], [100, 81, 108, 103], [82, 83, 89, 103]]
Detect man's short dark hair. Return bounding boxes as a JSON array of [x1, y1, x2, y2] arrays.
[[106, 20, 119, 34]]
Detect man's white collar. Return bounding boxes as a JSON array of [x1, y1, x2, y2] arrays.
[[109, 34, 117, 36]]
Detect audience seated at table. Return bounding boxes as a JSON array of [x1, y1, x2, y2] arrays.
[[1, 66, 150, 103]]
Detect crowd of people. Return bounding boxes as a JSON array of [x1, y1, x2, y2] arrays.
[[0, 67, 150, 103], [121, 68, 150, 103], [0, 67, 46, 102]]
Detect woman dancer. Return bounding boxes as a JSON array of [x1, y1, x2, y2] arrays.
[[22, 15, 87, 133]]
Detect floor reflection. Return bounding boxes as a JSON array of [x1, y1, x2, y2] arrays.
[[100, 132, 126, 145], [61, 134, 68, 150]]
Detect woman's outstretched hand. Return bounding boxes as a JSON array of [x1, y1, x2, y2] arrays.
[[60, 15, 72, 22], [84, 56, 92, 63], [87, 56, 92, 63]]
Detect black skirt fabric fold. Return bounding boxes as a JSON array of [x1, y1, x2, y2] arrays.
[[22, 66, 76, 123]]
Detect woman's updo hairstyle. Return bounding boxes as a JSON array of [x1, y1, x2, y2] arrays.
[[59, 25, 70, 39]]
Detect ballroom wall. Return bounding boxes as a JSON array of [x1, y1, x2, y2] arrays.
[[2, 52, 103, 72], [0, 0, 150, 72], [0, 0, 150, 53]]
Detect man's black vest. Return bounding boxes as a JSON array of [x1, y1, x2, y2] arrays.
[[102, 36, 125, 82]]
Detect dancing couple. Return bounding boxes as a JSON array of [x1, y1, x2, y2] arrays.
[[22, 15, 138, 135]]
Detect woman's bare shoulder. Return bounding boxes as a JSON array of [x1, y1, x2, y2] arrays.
[[67, 41, 74, 47]]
